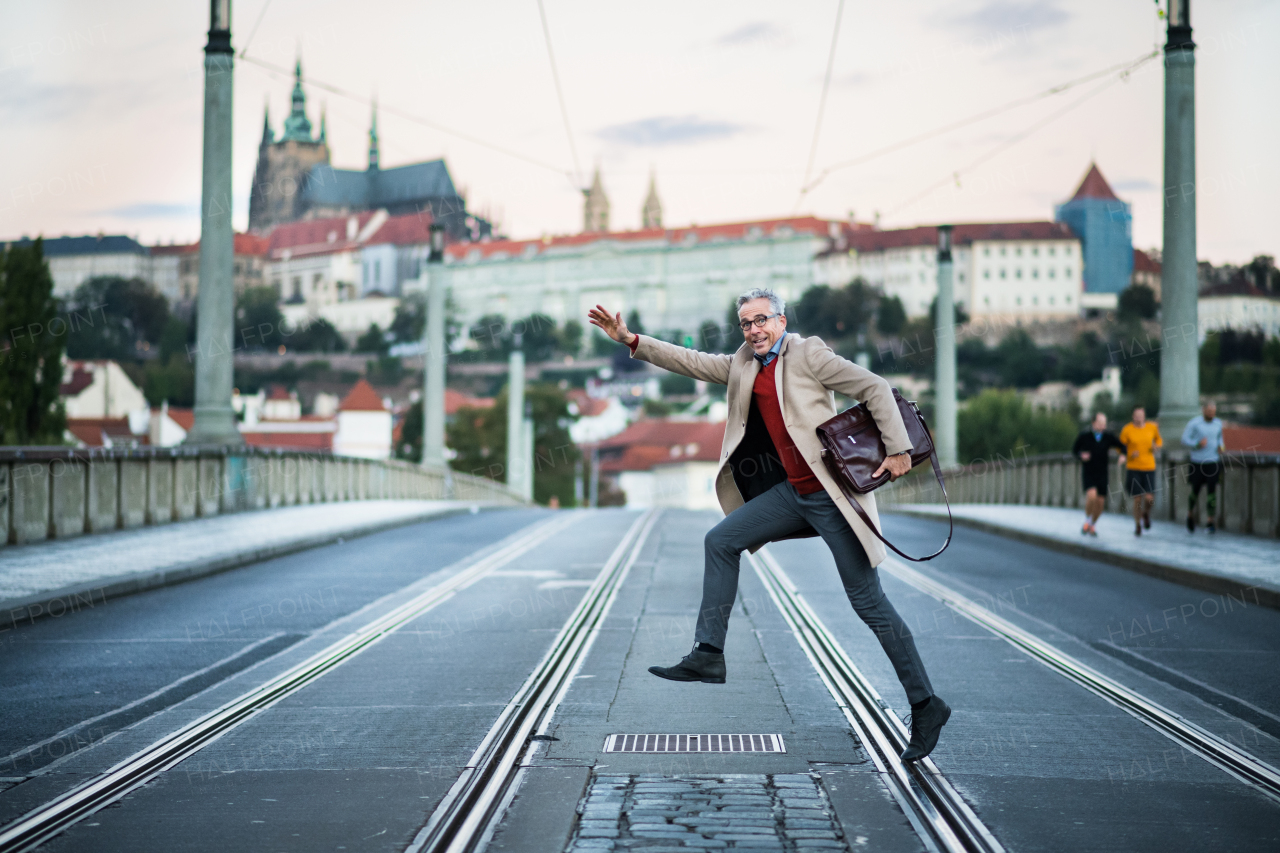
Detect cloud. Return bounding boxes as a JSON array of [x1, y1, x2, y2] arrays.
[[96, 202, 200, 219], [0, 75, 93, 124], [597, 116, 746, 147], [716, 22, 785, 47], [943, 1, 1070, 37], [836, 71, 875, 88]]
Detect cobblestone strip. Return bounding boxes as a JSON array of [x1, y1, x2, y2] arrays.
[[566, 773, 849, 851]]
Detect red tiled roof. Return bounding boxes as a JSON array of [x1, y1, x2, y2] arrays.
[[446, 217, 835, 262], [597, 419, 726, 472], [1133, 248, 1161, 274], [149, 233, 267, 257], [1069, 163, 1120, 202], [165, 407, 195, 430], [567, 389, 609, 417], [445, 388, 494, 415], [1224, 425, 1280, 455], [266, 384, 292, 401], [842, 221, 1076, 254], [339, 378, 387, 412], [242, 432, 334, 451], [66, 417, 136, 447], [60, 366, 94, 397], [265, 211, 437, 260], [1201, 280, 1278, 300], [364, 212, 433, 247]]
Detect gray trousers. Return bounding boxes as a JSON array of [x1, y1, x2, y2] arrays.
[[696, 481, 934, 705]]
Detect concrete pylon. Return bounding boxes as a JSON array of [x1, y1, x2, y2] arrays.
[[187, 1, 243, 446], [1158, 0, 1200, 427], [506, 347, 526, 498], [422, 226, 447, 470], [933, 225, 957, 468]]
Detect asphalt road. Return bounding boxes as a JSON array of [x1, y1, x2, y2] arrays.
[[1, 507, 1277, 853]]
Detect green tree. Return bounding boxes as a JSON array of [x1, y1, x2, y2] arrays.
[[958, 389, 1077, 465], [626, 309, 646, 336], [469, 313, 509, 360], [558, 319, 584, 357], [1118, 284, 1158, 321], [389, 292, 425, 343], [290, 318, 347, 353], [995, 328, 1048, 388], [447, 383, 580, 506], [876, 295, 907, 336], [64, 275, 170, 361], [397, 400, 424, 462], [0, 239, 67, 443], [354, 323, 390, 354], [236, 286, 285, 349], [511, 313, 559, 361]]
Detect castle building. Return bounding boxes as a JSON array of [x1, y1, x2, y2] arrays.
[[582, 167, 610, 233], [1054, 163, 1133, 298], [641, 170, 663, 230], [248, 60, 488, 241]]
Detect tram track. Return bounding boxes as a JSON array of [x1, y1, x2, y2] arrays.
[[0, 512, 586, 853], [748, 548, 1005, 853], [879, 556, 1280, 805], [406, 509, 659, 853]]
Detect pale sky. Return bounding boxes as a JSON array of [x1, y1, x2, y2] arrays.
[[1, 0, 1276, 264]]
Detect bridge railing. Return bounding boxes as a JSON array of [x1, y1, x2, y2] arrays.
[[0, 447, 524, 547], [877, 449, 1280, 539]]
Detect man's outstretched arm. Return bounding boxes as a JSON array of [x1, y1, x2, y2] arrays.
[[587, 305, 733, 385]]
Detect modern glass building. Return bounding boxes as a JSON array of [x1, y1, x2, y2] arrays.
[[1054, 163, 1133, 295]]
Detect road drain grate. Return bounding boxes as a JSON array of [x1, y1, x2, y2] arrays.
[[604, 734, 785, 753]]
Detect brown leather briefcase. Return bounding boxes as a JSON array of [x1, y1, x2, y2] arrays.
[[815, 388, 953, 562]]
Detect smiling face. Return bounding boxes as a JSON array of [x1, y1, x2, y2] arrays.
[[738, 296, 787, 356]]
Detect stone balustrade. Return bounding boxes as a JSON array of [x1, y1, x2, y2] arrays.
[[878, 449, 1280, 539], [0, 447, 523, 547]]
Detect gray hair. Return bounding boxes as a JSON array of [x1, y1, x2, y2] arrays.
[[736, 287, 786, 316]]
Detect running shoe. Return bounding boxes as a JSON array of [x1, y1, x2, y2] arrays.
[[1187, 514, 1196, 533]]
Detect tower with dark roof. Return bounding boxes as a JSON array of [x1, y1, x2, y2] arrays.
[[1054, 163, 1133, 295], [641, 169, 662, 230], [583, 167, 610, 234], [367, 101, 379, 171], [248, 58, 331, 234]]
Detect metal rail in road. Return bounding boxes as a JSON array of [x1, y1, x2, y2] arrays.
[[749, 548, 1005, 853], [881, 557, 1280, 805], [407, 509, 659, 853], [0, 513, 585, 853]]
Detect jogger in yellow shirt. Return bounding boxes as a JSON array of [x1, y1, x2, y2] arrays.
[[1118, 406, 1163, 536]]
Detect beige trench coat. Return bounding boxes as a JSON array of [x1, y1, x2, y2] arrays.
[[631, 332, 912, 567]]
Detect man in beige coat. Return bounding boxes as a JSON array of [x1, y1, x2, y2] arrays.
[[588, 287, 950, 762]]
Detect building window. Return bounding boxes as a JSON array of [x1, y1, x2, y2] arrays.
[[1031, 268, 1039, 279], [958, 273, 965, 283], [1032, 246, 1039, 257], [1049, 246, 1056, 256], [1065, 267, 1072, 278], [291, 276, 301, 299], [984, 269, 991, 279], [1048, 268, 1056, 279], [1032, 296, 1039, 305], [1065, 295, 1072, 304], [1016, 296, 1022, 306], [1015, 269, 1023, 279], [984, 247, 990, 257], [1000, 269, 1007, 279], [984, 295, 991, 305], [1000, 247, 1007, 257], [1049, 296, 1055, 305]]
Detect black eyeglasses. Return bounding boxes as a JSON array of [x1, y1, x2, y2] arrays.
[[738, 313, 781, 332]]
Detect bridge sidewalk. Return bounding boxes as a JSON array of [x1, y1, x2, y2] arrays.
[[0, 500, 483, 630], [890, 503, 1280, 609]]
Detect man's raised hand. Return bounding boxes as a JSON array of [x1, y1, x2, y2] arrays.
[[587, 305, 636, 346]]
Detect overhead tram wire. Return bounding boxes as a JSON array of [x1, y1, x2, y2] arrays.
[[238, 53, 575, 181], [536, 0, 585, 189], [795, 0, 846, 213], [884, 58, 1154, 217], [237, 0, 274, 59], [796, 49, 1159, 201]]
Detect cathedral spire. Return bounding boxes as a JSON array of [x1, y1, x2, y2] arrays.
[[318, 103, 327, 143], [260, 101, 274, 146], [367, 99, 380, 171], [641, 167, 662, 230], [281, 57, 315, 142], [582, 166, 609, 233]]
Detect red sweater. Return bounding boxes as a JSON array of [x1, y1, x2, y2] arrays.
[[628, 335, 822, 494], [753, 358, 824, 494]]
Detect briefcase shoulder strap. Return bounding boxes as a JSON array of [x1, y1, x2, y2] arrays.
[[823, 448, 953, 562]]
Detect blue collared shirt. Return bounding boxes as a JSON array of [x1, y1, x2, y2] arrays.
[[754, 331, 787, 367]]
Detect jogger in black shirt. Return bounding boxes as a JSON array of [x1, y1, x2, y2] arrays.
[[1072, 413, 1126, 536]]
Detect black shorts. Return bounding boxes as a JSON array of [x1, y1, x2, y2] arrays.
[[1188, 461, 1221, 492], [1081, 470, 1108, 494], [1125, 469, 1156, 497]]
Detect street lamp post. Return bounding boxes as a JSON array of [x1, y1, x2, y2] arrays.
[[934, 224, 957, 468], [1159, 0, 1200, 428], [187, 0, 242, 446], [421, 223, 447, 469], [507, 336, 526, 499]]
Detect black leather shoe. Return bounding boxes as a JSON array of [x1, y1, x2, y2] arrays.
[[648, 648, 726, 684], [901, 696, 951, 762]]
